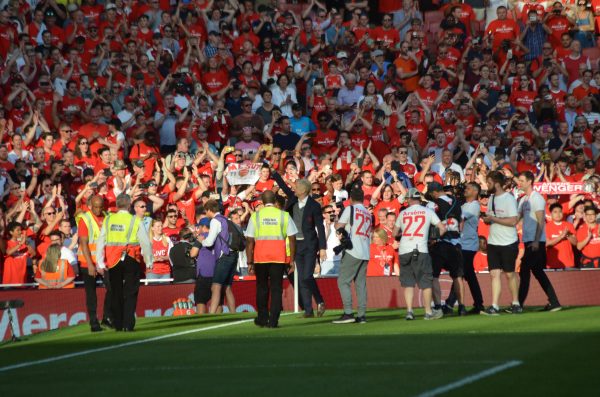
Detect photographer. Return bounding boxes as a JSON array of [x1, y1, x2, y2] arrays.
[[519, 10, 550, 62], [333, 188, 371, 324], [427, 182, 467, 316], [321, 205, 341, 276]]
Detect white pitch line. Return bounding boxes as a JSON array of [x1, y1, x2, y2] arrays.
[[414, 360, 523, 397], [21, 360, 506, 373], [0, 318, 254, 374]]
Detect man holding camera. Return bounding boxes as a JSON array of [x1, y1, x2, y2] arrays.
[[333, 188, 371, 324], [394, 188, 446, 320], [520, 9, 550, 62]]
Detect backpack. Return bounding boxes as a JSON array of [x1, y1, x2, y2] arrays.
[[217, 215, 246, 252]]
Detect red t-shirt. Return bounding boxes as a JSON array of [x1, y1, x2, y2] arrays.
[[151, 237, 171, 275], [367, 243, 398, 276], [546, 220, 576, 269], [576, 223, 600, 260]]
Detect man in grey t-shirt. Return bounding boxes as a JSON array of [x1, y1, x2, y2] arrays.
[[516, 171, 561, 311], [332, 188, 371, 324]]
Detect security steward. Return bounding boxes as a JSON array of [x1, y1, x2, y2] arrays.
[[245, 190, 298, 328], [96, 194, 153, 332], [77, 195, 113, 332]]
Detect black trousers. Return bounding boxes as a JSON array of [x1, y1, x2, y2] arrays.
[[446, 250, 484, 308], [81, 267, 113, 325], [519, 242, 560, 307], [295, 240, 323, 314], [255, 263, 285, 326], [108, 255, 141, 331]]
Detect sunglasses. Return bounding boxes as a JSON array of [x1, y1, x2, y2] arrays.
[[168, 215, 177, 218], [62, 129, 73, 133], [138, 205, 147, 209], [272, 151, 282, 155], [45, 211, 56, 216], [399, 151, 408, 154]]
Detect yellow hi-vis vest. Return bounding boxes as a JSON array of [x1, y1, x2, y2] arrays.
[[252, 206, 290, 264], [103, 211, 141, 268], [77, 211, 101, 266]]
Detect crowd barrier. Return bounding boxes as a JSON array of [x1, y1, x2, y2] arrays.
[[1, 270, 599, 341]]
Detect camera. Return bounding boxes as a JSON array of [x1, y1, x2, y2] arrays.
[[333, 228, 353, 256], [501, 39, 511, 52], [543, 59, 552, 68]]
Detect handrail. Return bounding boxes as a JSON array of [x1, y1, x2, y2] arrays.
[[0, 268, 595, 289]]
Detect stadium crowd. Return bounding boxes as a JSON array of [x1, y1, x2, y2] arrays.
[[1, 0, 600, 321]]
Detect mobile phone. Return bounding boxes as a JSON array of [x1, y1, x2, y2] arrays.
[[20, 182, 26, 190]]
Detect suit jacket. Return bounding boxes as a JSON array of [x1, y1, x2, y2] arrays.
[[272, 172, 326, 251]]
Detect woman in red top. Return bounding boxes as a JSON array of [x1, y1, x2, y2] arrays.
[[74, 136, 96, 170], [373, 185, 402, 224], [367, 229, 399, 276], [3, 222, 35, 284], [147, 219, 173, 279]]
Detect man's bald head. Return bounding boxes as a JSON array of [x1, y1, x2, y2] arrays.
[[262, 190, 276, 204]]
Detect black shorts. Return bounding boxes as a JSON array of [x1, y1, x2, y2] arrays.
[[487, 242, 519, 272], [212, 252, 238, 286], [430, 242, 464, 278], [194, 276, 226, 305], [399, 252, 433, 289], [194, 276, 213, 304]]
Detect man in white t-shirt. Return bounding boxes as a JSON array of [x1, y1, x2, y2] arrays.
[[393, 188, 446, 321], [481, 171, 522, 315], [516, 171, 561, 311], [333, 188, 371, 324]]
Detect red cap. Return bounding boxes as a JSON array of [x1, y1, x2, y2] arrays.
[[225, 154, 236, 164], [125, 96, 136, 104]]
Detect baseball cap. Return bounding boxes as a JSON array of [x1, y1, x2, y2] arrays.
[[105, 3, 117, 11], [585, 160, 595, 169], [113, 159, 127, 170], [371, 49, 384, 57], [198, 217, 211, 227], [383, 87, 396, 96], [225, 154, 237, 164], [428, 182, 444, 192], [133, 159, 145, 168], [337, 51, 348, 59], [407, 188, 422, 200], [247, 80, 260, 89]]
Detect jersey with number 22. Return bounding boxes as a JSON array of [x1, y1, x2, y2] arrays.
[[397, 204, 440, 255], [339, 204, 372, 260]]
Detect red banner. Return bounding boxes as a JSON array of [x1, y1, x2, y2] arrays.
[[1, 271, 599, 340], [533, 182, 584, 195]]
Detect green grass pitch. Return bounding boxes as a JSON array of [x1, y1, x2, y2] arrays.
[[1, 307, 599, 396]]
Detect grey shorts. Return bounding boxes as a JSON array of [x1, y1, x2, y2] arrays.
[[399, 252, 433, 289]]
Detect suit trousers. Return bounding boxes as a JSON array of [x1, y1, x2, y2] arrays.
[[295, 240, 323, 314], [108, 255, 141, 331], [519, 242, 560, 307], [81, 267, 113, 325], [254, 263, 285, 326]]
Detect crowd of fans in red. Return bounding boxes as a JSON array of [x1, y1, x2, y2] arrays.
[[1, 0, 600, 287]]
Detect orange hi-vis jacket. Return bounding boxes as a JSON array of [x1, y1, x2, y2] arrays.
[[39, 259, 75, 289], [102, 211, 142, 269]]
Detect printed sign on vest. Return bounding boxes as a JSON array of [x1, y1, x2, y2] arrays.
[[225, 163, 262, 186]]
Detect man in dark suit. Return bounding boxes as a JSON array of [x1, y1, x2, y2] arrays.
[[272, 172, 327, 317]]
